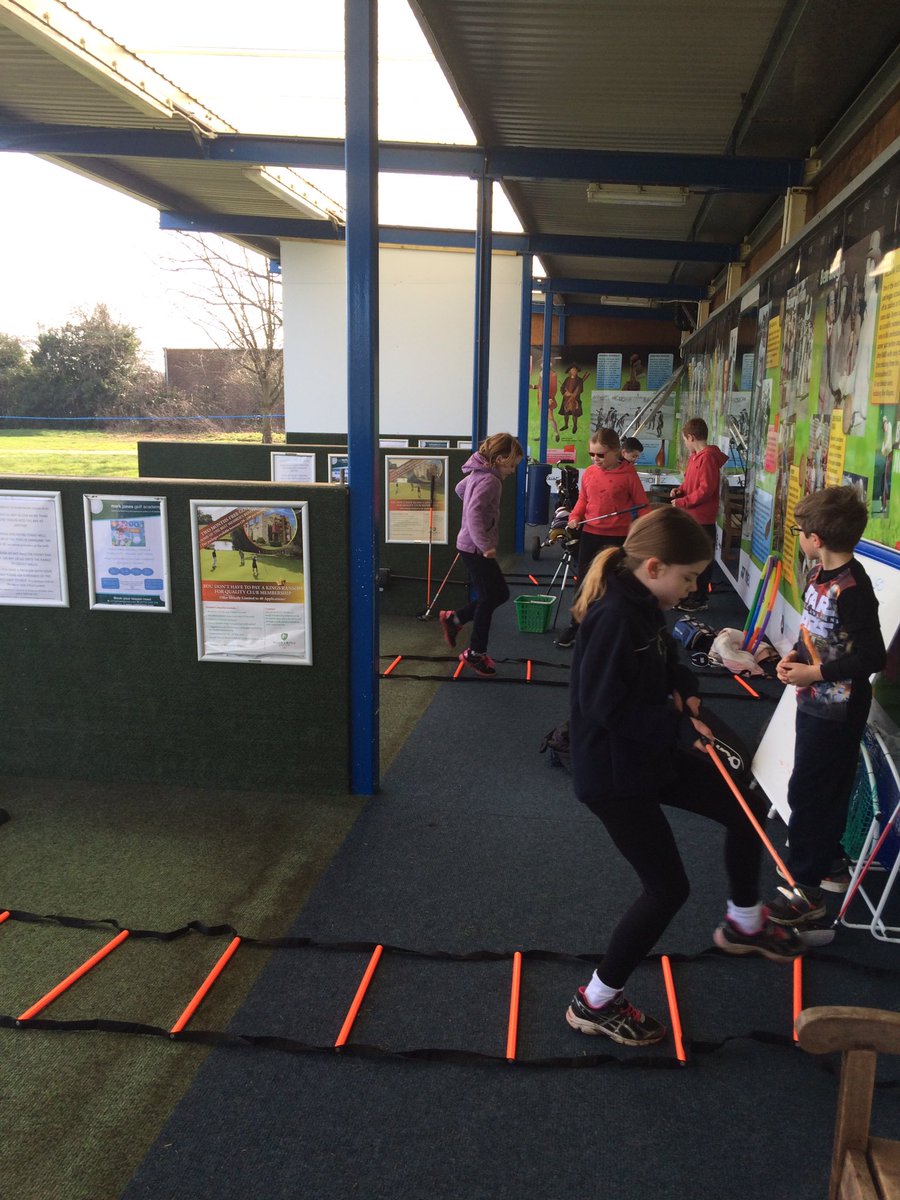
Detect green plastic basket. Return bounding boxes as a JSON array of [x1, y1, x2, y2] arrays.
[[514, 594, 557, 633]]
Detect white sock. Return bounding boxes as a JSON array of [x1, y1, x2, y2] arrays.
[[727, 900, 764, 935], [584, 972, 622, 1009]]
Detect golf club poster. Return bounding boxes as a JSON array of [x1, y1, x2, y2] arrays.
[[328, 453, 349, 484], [385, 456, 448, 544], [0, 489, 68, 607], [83, 495, 171, 612], [270, 452, 316, 483], [190, 500, 311, 665]]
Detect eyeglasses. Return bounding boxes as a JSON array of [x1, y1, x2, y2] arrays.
[[790, 525, 806, 536], [589, 451, 606, 458]]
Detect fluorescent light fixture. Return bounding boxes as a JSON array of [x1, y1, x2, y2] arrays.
[[587, 183, 689, 207]]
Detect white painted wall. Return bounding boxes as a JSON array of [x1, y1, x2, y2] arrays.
[[281, 241, 522, 436]]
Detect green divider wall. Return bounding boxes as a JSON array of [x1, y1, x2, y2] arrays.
[[136, 444, 517, 593], [0, 476, 349, 793]]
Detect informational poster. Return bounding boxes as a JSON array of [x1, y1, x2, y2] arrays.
[[0, 489, 68, 607], [190, 500, 312, 665], [750, 487, 774, 563], [595, 353, 623, 390], [385, 456, 448, 544], [871, 260, 900, 406], [766, 315, 782, 370], [379, 438, 409, 448], [327, 453, 349, 484], [646, 353, 674, 391], [825, 409, 846, 485], [783, 467, 802, 588], [83, 495, 170, 612], [419, 439, 449, 449], [270, 452, 316, 483]]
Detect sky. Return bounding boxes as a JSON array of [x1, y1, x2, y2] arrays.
[[0, 0, 523, 369]]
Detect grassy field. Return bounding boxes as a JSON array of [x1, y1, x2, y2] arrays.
[[0, 429, 285, 478]]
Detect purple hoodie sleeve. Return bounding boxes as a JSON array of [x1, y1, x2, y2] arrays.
[[463, 472, 502, 552]]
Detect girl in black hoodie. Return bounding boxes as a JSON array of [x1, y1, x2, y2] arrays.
[[566, 506, 801, 1047]]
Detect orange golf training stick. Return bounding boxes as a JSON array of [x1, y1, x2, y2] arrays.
[[381, 655, 403, 678], [335, 945, 383, 1048], [731, 674, 760, 698], [661, 955, 687, 1065], [526, 660, 533, 682], [18, 929, 130, 1022], [0, 911, 10, 926], [506, 951, 522, 1062], [452, 658, 465, 679], [704, 743, 799, 889], [528, 574, 540, 586], [170, 936, 241, 1035], [792, 957, 803, 1043]]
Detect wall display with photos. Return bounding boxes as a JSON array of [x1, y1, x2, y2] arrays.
[[385, 456, 448, 544], [328, 453, 349, 484], [190, 499, 312, 664], [676, 152, 900, 619], [83, 495, 171, 612], [270, 452, 317, 483], [0, 489, 68, 607]]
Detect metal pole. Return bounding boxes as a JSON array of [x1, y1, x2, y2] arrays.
[[345, 0, 379, 796], [515, 253, 533, 552], [539, 299, 553, 464], [471, 175, 493, 446]]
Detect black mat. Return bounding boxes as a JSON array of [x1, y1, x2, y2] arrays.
[[121, 561, 900, 1200]]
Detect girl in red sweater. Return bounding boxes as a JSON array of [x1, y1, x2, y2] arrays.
[[556, 428, 648, 647]]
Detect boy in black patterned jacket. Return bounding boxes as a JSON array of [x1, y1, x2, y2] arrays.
[[769, 486, 886, 926]]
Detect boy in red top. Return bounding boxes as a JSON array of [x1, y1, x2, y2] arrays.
[[555, 428, 648, 647], [670, 417, 727, 612]]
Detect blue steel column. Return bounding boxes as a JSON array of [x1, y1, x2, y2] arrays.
[[515, 253, 533, 552], [471, 176, 493, 447], [345, 0, 379, 795], [538, 300, 553, 464]]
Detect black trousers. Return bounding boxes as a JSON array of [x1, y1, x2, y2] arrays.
[[684, 522, 716, 600], [455, 551, 509, 654], [786, 707, 866, 887], [578, 749, 766, 988]]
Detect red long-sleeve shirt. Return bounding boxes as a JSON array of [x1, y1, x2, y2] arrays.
[[672, 446, 728, 525], [569, 463, 648, 537]]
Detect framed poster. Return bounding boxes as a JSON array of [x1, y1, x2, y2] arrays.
[[270, 452, 316, 483], [190, 499, 312, 665], [456, 439, 472, 450], [0, 489, 68, 607], [379, 438, 409, 448], [385, 456, 448, 544], [419, 438, 450, 448], [327, 453, 349, 484], [83, 495, 171, 612]]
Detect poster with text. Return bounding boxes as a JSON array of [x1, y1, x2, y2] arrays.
[[270, 452, 316, 483], [328, 453, 349, 484], [191, 500, 311, 665], [385, 456, 448, 544], [0, 490, 68, 607], [84, 495, 170, 612]]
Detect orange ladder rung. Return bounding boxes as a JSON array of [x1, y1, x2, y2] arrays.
[[18, 929, 130, 1022], [170, 936, 242, 1035]]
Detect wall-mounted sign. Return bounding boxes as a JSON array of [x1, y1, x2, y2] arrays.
[[270, 452, 316, 483], [190, 499, 312, 664], [83, 495, 171, 612], [0, 489, 68, 607], [385, 456, 448, 544]]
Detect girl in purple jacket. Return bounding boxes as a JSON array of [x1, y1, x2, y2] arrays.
[[439, 433, 523, 676]]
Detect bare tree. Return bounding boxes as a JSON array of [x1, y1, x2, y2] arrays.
[[167, 233, 284, 442]]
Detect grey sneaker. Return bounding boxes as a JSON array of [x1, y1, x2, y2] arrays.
[[565, 988, 665, 1046], [713, 912, 804, 961], [766, 885, 827, 926]]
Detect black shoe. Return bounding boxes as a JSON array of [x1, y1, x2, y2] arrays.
[[439, 610, 459, 649], [766, 885, 826, 926], [713, 912, 804, 961], [555, 625, 577, 649], [459, 649, 497, 677], [565, 988, 665, 1046], [674, 597, 708, 613], [777, 858, 851, 894]]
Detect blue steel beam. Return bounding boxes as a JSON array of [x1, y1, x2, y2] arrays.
[[0, 124, 804, 189], [536, 276, 707, 301], [345, 0, 380, 797], [515, 254, 533, 553], [471, 176, 492, 446], [532, 301, 675, 322], [159, 212, 741, 264]]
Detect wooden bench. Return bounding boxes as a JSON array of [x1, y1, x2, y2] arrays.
[[796, 1006, 900, 1200]]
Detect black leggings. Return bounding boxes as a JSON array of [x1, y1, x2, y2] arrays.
[[455, 551, 509, 654], [578, 749, 766, 988]]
